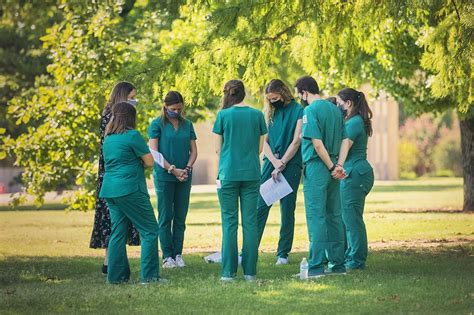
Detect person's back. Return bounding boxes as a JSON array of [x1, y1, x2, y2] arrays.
[[216, 106, 266, 181], [302, 99, 344, 164], [100, 129, 148, 198]]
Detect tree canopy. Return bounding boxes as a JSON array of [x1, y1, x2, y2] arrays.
[[1, 0, 472, 209]]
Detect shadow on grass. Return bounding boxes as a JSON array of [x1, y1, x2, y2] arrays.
[[0, 203, 68, 211], [1, 246, 473, 313], [372, 184, 461, 193]]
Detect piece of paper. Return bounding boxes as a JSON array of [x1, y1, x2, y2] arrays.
[[216, 179, 221, 189], [149, 148, 165, 168], [259, 173, 293, 206]]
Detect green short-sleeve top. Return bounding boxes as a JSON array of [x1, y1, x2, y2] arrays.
[[344, 114, 372, 175], [99, 129, 150, 198], [147, 117, 197, 182], [264, 100, 304, 167], [301, 99, 345, 164], [212, 106, 268, 181]]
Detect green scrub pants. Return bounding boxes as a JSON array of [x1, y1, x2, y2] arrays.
[[341, 167, 374, 269], [303, 160, 346, 275], [105, 191, 159, 283], [218, 180, 259, 278], [156, 178, 192, 259], [256, 162, 302, 259]]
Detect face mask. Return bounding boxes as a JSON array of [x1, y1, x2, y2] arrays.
[[166, 109, 180, 118], [339, 106, 348, 118], [127, 99, 138, 106], [270, 99, 285, 109], [299, 91, 309, 107]]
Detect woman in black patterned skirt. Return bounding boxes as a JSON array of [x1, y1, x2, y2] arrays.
[[90, 81, 141, 274]]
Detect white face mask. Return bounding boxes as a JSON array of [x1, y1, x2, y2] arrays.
[[127, 99, 138, 106]]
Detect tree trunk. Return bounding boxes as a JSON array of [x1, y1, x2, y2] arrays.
[[460, 116, 474, 212]]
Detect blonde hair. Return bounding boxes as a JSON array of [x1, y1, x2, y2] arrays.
[[263, 79, 294, 124]]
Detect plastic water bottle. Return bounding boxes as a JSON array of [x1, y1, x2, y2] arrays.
[[300, 257, 309, 280]]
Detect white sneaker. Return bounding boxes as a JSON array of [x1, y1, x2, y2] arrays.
[[162, 257, 177, 269], [244, 275, 256, 281], [220, 276, 235, 282], [175, 255, 186, 268], [276, 257, 289, 265]]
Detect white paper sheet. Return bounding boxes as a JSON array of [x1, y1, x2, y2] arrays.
[[149, 148, 165, 168], [259, 173, 293, 206]]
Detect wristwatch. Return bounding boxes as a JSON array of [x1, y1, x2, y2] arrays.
[[167, 165, 176, 174]]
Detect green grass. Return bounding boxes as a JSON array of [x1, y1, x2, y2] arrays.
[[0, 177, 473, 313], [1, 249, 473, 313]]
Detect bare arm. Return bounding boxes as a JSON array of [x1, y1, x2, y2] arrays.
[[280, 119, 303, 164], [337, 138, 353, 166], [312, 139, 334, 170], [141, 153, 154, 168], [259, 135, 265, 154], [187, 140, 198, 168], [215, 134, 222, 165]]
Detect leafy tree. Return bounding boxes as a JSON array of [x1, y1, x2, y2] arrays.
[[2, 0, 473, 211]]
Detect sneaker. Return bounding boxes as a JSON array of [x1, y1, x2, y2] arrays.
[[141, 277, 169, 285], [204, 252, 222, 264], [220, 276, 235, 282], [175, 255, 186, 268], [325, 270, 347, 276], [162, 257, 177, 269], [308, 273, 326, 279], [275, 257, 288, 265], [244, 275, 257, 281]]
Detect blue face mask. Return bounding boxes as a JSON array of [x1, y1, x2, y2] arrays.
[[166, 109, 180, 118], [128, 99, 138, 106]]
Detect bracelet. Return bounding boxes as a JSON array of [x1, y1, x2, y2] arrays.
[[329, 164, 336, 172], [167, 165, 176, 174], [185, 166, 192, 173]]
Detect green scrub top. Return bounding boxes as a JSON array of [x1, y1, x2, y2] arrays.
[[301, 99, 345, 164], [99, 129, 150, 198], [147, 117, 197, 182], [212, 105, 268, 181], [264, 100, 304, 167], [344, 114, 372, 175]]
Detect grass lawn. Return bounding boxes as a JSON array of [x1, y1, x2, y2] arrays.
[[0, 177, 473, 313]]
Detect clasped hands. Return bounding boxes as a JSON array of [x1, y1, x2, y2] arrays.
[[171, 168, 188, 182], [331, 164, 347, 180], [271, 159, 286, 182]]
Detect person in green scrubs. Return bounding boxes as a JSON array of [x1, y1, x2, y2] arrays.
[[99, 102, 160, 284], [333, 88, 374, 270], [213, 80, 267, 281], [148, 91, 198, 269], [257, 79, 303, 265], [295, 75, 346, 278]]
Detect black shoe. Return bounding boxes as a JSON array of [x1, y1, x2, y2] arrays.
[[102, 264, 108, 274]]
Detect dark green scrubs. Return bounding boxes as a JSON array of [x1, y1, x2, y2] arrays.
[[100, 130, 159, 283], [213, 106, 267, 278], [301, 99, 346, 275], [147, 117, 196, 260], [341, 115, 374, 269], [257, 100, 303, 259]]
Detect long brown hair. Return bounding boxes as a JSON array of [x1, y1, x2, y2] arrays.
[[221, 80, 245, 109], [337, 88, 373, 137], [160, 90, 185, 125], [105, 102, 136, 136], [263, 79, 294, 123], [104, 81, 135, 115]]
